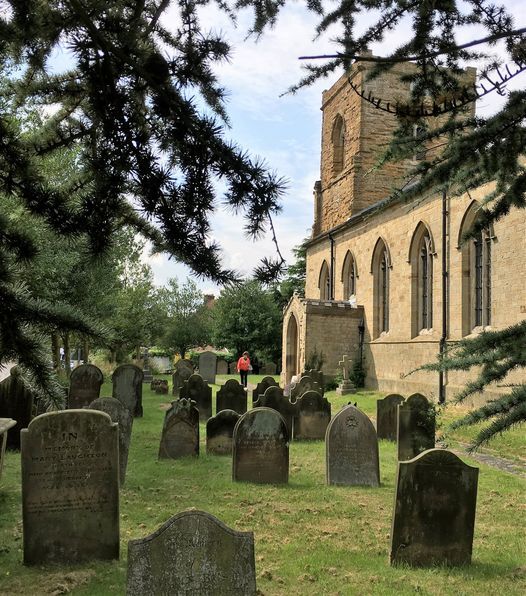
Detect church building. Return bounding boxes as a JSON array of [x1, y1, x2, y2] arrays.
[[281, 59, 526, 402]]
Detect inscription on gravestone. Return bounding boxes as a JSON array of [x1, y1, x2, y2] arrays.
[[68, 364, 103, 409], [326, 405, 380, 487], [179, 374, 212, 421], [233, 407, 289, 484], [377, 394, 405, 441], [397, 393, 435, 461], [158, 399, 200, 459], [126, 510, 256, 596], [207, 409, 241, 455], [21, 410, 119, 565], [0, 366, 34, 450], [198, 351, 217, 385], [216, 378, 247, 415], [112, 364, 144, 417], [390, 449, 479, 566]]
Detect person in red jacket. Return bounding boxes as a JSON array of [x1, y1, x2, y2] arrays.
[[236, 351, 251, 389]]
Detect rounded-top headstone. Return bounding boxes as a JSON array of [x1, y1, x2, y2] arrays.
[[180, 373, 212, 420], [158, 399, 200, 459], [294, 390, 331, 440], [376, 394, 405, 441], [216, 378, 247, 415], [112, 364, 144, 417], [68, 364, 104, 409], [206, 409, 241, 455], [397, 393, 435, 461]]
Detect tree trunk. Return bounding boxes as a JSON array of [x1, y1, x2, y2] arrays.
[[109, 348, 117, 363], [63, 333, 71, 377], [83, 338, 90, 363], [51, 333, 61, 371]]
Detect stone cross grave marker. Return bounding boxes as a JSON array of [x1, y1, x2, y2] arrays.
[[0, 418, 16, 482], [126, 510, 256, 596], [68, 364, 103, 409], [326, 404, 380, 487], [0, 366, 34, 450], [294, 390, 331, 440], [207, 409, 241, 455], [377, 394, 405, 441], [89, 397, 133, 486], [233, 407, 289, 484], [397, 393, 435, 461], [158, 399, 200, 459], [253, 386, 297, 439], [198, 351, 217, 385], [251, 376, 278, 408], [336, 355, 356, 395], [216, 378, 247, 415], [172, 359, 193, 397], [112, 364, 144, 417], [179, 373, 212, 421], [21, 410, 119, 565], [390, 449, 479, 566]]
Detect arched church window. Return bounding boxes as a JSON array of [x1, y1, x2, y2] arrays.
[[318, 260, 330, 300], [332, 115, 345, 174], [371, 239, 391, 337], [409, 223, 435, 336], [341, 250, 357, 299]]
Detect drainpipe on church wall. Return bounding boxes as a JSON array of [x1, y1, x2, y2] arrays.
[[329, 232, 335, 300], [439, 187, 449, 404]]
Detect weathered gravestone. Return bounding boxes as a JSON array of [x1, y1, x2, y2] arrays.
[[179, 374, 212, 421], [251, 375, 278, 407], [112, 364, 144, 417], [326, 404, 380, 487], [0, 366, 34, 450], [158, 399, 199, 459], [198, 351, 217, 385], [233, 407, 289, 484], [126, 510, 256, 596], [377, 394, 405, 441], [294, 390, 331, 440], [89, 397, 133, 486], [154, 379, 169, 395], [172, 359, 193, 397], [390, 449, 479, 566], [217, 378, 247, 415], [397, 393, 435, 461], [290, 375, 322, 401], [302, 368, 325, 394], [216, 358, 229, 375], [68, 364, 103, 409], [253, 386, 297, 439], [0, 418, 16, 482], [228, 362, 237, 374], [207, 410, 241, 455], [21, 410, 119, 565]]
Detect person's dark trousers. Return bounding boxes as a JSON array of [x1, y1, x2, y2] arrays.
[[240, 370, 248, 388]]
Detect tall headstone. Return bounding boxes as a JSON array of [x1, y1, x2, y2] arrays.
[[397, 393, 435, 461], [206, 410, 241, 455], [251, 376, 278, 407], [0, 366, 34, 450], [158, 399, 199, 459], [179, 374, 212, 421], [233, 408, 289, 484], [112, 364, 144, 417], [390, 449, 479, 566], [377, 394, 405, 441], [290, 375, 321, 401], [127, 510, 256, 596], [21, 410, 119, 565], [172, 359, 194, 397], [216, 379, 247, 415], [198, 351, 217, 385], [0, 418, 16, 482], [253, 386, 297, 439], [326, 405, 380, 487], [294, 390, 331, 440], [89, 397, 133, 485], [68, 364, 103, 409], [216, 358, 229, 375]]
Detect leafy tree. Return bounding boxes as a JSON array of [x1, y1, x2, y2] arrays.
[[277, 237, 308, 307]]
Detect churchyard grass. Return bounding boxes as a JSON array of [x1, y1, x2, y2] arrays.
[[0, 377, 524, 595]]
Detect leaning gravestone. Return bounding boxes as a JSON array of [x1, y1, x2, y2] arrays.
[[198, 351, 217, 385], [294, 390, 331, 440], [326, 404, 380, 487], [89, 397, 133, 486], [179, 374, 212, 421], [216, 358, 229, 375], [251, 376, 278, 407], [0, 366, 34, 450], [0, 418, 16, 482], [112, 364, 144, 417], [127, 510, 256, 595], [158, 399, 199, 459], [377, 394, 405, 441], [21, 410, 119, 565], [253, 386, 297, 439], [217, 379, 247, 415], [207, 410, 241, 455], [233, 407, 289, 484], [172, 359, 194, 397], [68, 364, 103, 409], [290, 375, 321, 401], [397, 393, 435, 461], [390, 449, 479, 566]]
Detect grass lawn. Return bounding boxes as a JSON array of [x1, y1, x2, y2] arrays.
[[0, 376, 524, 595]]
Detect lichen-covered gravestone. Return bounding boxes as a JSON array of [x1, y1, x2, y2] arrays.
[[290, 375, 322, 401], [21, 410, 119, 565], [326, 404, 380, 487], [198, 350, 217, 384], [377, 394, 405, 441], [397, 393, 435, 461], [126, 510, 256, 595], [233, 407, 289, 484], [172, 359, 193, 397], [251, 376, 278, 407], [390, 449, 479, 566], [89, 397, 133, 485], [179, 373, 212, 421], [158, 399, 199, 459], [216, 378, 247, 415], [68, 364, 103, 409], [0, 366, 34, 450], [253, 386, 297, 439], [112, 364, 144, 417], [206, 409, 241, 455], [0, 418, 16, 482], [294, 390, 331, 440]]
